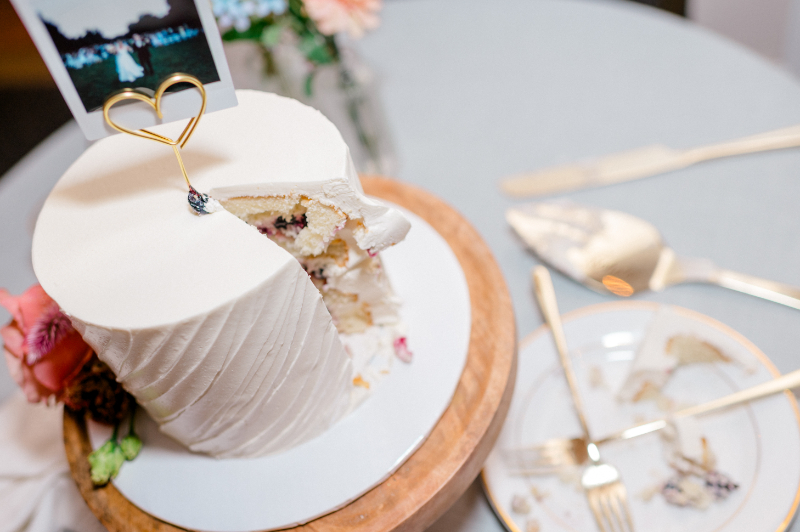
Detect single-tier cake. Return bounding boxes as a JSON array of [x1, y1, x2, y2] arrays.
[[31, 90, 410, 458]]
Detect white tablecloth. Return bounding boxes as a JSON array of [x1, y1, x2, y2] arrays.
[[3, 0, 800, 530]]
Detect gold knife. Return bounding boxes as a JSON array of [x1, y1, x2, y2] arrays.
[[501, 124, 800, 197]]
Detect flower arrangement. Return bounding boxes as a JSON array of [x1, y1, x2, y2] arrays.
[[1, 285, 92, 403], [1, 284, 140, 485], [212, 0, 391, 174], [213, 0, 381, 94]]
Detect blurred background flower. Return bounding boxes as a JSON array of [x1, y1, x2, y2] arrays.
[[5, 0, 800, 179], [215, 0, 393, 175], [212, 0, 288, 32], [304, 0, 381, 38]]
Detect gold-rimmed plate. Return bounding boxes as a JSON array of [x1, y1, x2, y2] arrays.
[[482, 301, 800, 532]]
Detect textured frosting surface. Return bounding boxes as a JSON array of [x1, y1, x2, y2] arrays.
[[31, 90, 406, 457]]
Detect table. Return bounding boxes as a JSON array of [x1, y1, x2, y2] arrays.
[[4, 0, 800, 530]]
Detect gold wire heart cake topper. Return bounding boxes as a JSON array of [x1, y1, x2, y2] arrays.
[[102, 73, 216, 215]]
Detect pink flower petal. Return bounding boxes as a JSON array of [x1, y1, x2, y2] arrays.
[[20, 365, 50, 403], [6, 351, 49, 403], [4, 348, 23, 386], [393, 336, 412, 363], [26, 304, 73, 364], [31, 332, 92, 392], [1, 323, 25, 359], [0, 285, 55, 335], [2, 285, 92, 404], [0, 289, 22, 327], [305, 0, 381, 38]]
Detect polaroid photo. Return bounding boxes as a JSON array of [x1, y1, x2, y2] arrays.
[[11, 0, 238, 140]]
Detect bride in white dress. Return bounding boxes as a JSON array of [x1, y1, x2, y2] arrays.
[[114, 41, 144, 83]]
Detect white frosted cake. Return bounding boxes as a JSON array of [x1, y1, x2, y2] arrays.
[[31, 90, 410, 458]]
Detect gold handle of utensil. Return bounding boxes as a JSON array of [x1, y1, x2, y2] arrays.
[[683, 124, 800, 163], [676, 367, 800, 418], [712, 269, 800, 310], [595, 368, 800, 445], [500, 124, 800, 197], [532, 266, 592, 441]]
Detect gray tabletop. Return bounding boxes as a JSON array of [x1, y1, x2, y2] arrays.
[[3, 0, 800, 530]]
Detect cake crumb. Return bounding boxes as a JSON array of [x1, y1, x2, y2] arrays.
[[701, 437, 716, 471], [632, 382, 675, 411], [667, 335, 730, 365], [526, 519, 541, 532], [588, 365, 606, 389], [352, 375, 370, 389], [511, 494, 531, 514], [639, 483, 661, 502], [662, 476, 712, 509], [530, 486, 549, 502], [556, 465, 583, 492], [704, 470, 739, 500]]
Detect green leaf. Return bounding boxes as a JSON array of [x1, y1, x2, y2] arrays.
[[288, 0, 307, 21], [304, 71, 315, 97], [298, 35, 333, 65], [297, 34, 317, 54], [261, 21, 285, 48], [309, 46, 333, 65], [120, 434, 143, 461], [287, 17, 304, 35], [88, 440, 125, 486], [221, 19, 270, 42]]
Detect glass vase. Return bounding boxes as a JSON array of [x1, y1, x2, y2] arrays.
[[224, 40, 397, 177]]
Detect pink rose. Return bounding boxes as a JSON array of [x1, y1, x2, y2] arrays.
[[0, 285, 92, 403], [304, 0, 381, 38]]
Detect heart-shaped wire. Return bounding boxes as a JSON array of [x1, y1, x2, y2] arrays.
[[102, 73, 207, 191]]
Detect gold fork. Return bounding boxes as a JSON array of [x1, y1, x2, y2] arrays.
[[580, 442, 635, 532], [533, 266, 635, 532], [503, 437, 588, 474], [508, 365, 800, 475]]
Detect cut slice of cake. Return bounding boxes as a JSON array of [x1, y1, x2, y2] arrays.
[[31, 90, 410, 458]]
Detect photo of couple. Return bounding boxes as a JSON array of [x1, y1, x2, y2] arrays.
[[35, 0, 221, 111], [111, 34, 155, 82]]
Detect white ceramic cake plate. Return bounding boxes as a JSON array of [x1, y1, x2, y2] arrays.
[[483, 301, 800, 532], [86, 204, 472, 532]]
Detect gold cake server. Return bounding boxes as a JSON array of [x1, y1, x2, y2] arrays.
[[507, 201, 800, 309]]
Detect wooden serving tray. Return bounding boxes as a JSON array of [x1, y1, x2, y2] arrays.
[[63, 176, 517, 532]]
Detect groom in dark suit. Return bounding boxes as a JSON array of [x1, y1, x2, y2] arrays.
[[133, 34, 154, 76]]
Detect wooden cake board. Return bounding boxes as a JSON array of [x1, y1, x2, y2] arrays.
[[63, 176, 517, 532]]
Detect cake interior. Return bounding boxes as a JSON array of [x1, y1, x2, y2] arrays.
[[220, 195, 401, 335]]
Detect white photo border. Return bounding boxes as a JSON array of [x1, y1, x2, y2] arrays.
[[10, 0, 238, 140]]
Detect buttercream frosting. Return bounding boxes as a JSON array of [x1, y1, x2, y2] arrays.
[[31, 90, 409, 457]]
